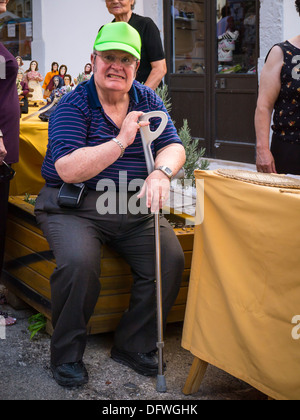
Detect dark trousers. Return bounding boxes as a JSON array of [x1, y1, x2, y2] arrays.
[[271, 135, 300, 175], [35, 186, 185, 366], [0, 176, 10, 275]]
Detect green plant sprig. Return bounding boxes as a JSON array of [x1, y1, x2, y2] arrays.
[[28, 313, 47, 340]]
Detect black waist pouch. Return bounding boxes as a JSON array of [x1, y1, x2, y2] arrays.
[[0, 161, 16, 183], [57, 182, 88, 208]]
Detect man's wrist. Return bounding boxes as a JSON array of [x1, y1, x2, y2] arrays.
[[111, 137, 125, 158], [155, 166, 173, 179], [0, 129, 3, 138]]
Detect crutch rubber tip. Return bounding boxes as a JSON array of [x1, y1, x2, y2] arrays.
[[156, 374, 167, 393]]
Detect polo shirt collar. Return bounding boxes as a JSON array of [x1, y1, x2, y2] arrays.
[[85, 75, 140, 110]]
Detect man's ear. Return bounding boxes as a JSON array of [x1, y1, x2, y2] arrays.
[[135, 60, 140, 76], [91, 53, 96, 71]]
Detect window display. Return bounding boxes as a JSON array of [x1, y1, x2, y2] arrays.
[[171, 0, 205, 74], [216, 0, 257, 74], [0, 0, 32, 60]]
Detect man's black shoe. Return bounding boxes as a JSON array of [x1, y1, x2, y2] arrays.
[[50, 361, 88, 387], [111, 346, 163, 376]]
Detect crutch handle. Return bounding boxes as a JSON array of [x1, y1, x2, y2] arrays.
[[139, 111, 168, 174]]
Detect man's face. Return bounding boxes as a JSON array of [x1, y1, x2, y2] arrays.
[[92, 49, 139, 93]]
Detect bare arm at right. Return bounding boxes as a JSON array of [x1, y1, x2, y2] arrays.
[[144, 59, 167, 91], [255, 46, 283, 173]]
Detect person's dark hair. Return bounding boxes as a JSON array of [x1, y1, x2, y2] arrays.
[[296, 0, 300, 15]]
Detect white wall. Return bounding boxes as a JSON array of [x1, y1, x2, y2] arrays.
[[258, 0, 283, 75], [283, 0, 300, 40], [258, 0, 300, 76], [32, 0, 110, 82], [31, 0, 145, 84], [29, 0, 163, 84]]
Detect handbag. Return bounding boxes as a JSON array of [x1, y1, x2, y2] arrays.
[[0, 161, 16, 183]]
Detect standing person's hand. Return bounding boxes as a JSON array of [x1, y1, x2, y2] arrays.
[[0, 137, 7, 165], [256, 148, 277, 173]]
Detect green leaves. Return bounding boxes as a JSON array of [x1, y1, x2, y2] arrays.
[[178, 119, 209, 186], [24, 193, 36, 205], [155, 84, 172, 114], [28, 313, 46, 340], [155, 85, 210, 186]]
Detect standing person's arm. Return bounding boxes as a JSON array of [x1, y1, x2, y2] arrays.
[[144, 59, 167, 90], [255, 46, 283, 173], [142, 18, 166, 90]]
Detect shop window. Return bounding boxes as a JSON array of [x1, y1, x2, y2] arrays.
[[0, 0, 32, 60], [216, 0, 257, 74], [171, 0, 205, 74]]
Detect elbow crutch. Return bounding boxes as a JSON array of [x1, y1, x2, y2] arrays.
[[139, 111, 168, 393]]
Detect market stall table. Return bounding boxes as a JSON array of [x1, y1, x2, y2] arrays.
[[182, 169, 300, 401], [10, 107, 48, 196]]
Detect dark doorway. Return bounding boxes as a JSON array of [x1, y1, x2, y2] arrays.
[[163, 0, 259, 163]]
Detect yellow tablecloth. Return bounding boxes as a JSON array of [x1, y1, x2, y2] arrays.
[[182, 170, 300, 400], [10, 108, 48, 196]]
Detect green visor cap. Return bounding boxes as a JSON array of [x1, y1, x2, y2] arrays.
[[94, 22, 141, 60]]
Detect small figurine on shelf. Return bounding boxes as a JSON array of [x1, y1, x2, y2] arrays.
[[15, 56, 24, 76], [42, 61, 59, 99], [46, 75, 63, 103], [38, 75, 69, 122], [74, 63, 92, 85], [16, 69, 29, 114], [23, 60, 44, 104], [46, 64, 67, 93], [63, 74, 74, 90]]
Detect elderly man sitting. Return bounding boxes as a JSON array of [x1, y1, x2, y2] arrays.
[[35, 22, 186, 387]]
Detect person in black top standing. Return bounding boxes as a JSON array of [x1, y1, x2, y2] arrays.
[[255, 0, 300, 175], [104, 0, 167, 89]]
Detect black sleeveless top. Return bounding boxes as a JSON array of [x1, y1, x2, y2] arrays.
[[270, 41, 300, 144]]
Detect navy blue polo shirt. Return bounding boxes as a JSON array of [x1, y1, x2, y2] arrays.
[[41, 76, 182, 190]]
